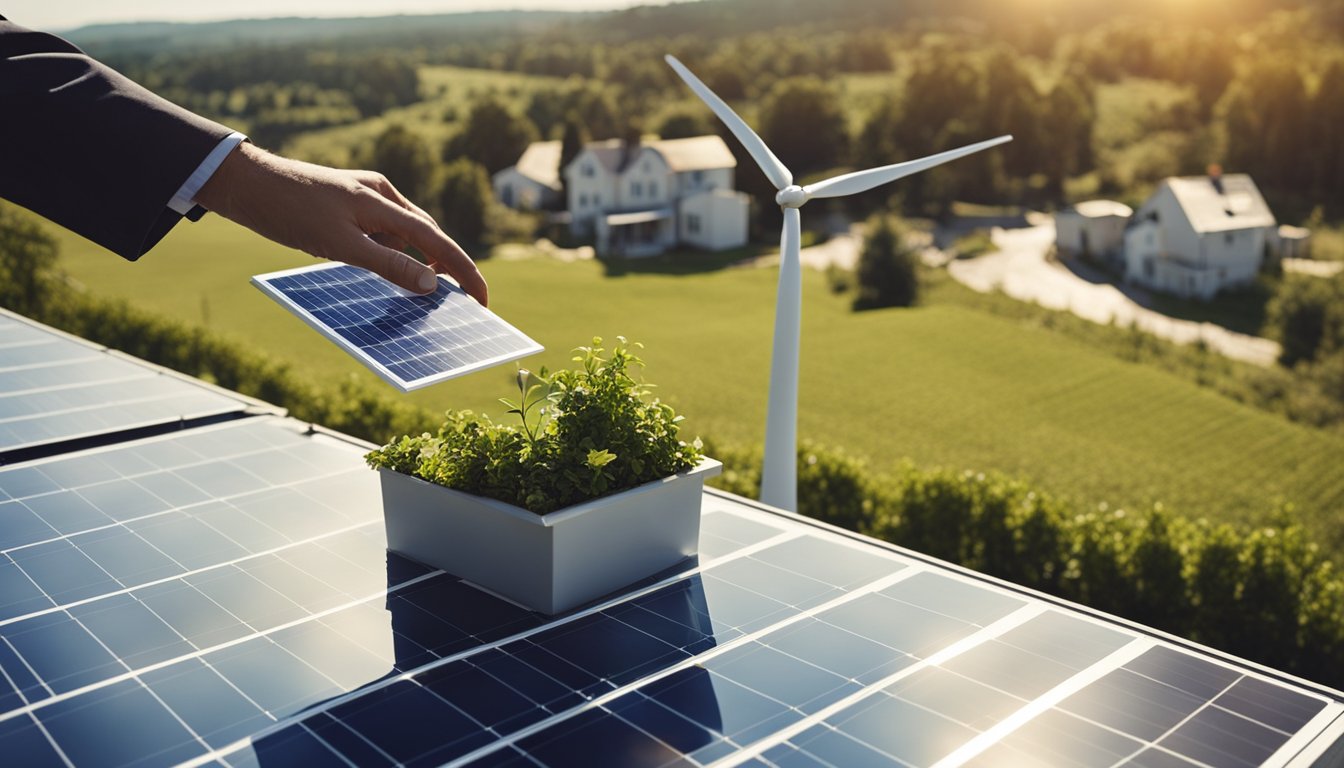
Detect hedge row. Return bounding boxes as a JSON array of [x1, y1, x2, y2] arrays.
[[709, 441, 1344, 689]]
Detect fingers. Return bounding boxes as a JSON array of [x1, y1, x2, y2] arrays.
[[344, 230, 439, 295], [370, 232, 410, 252], [364, 198, 490, 307]]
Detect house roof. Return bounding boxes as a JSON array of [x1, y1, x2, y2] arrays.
[[647, 135, 737, 172], [511, 140, 563, 190], [1067, 200, 1132, 218], [569, 135, 737, 177], [1164, 174, 1275, 233]]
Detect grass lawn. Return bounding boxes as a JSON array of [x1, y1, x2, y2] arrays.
[[51, 217, 1344, 552]]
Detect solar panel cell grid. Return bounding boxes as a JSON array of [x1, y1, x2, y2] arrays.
[[253, 263, 542, 391], [0, 416, 1339, 768]]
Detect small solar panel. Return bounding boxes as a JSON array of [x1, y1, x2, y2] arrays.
[[0, 311, 265, 461], [252, 263, 542, 391]]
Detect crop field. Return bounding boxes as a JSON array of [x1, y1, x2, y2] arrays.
[[51, 216, 1344, 552]]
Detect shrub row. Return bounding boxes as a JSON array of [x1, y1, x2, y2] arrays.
[[709, 440, 1344, 689]]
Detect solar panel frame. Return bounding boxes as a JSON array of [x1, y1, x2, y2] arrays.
[[251, 262, 543, 392]]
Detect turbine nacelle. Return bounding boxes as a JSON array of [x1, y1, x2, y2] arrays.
[[775, 185, 809, 208]]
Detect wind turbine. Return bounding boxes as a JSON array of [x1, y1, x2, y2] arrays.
[[665, 54, 1011, 513]]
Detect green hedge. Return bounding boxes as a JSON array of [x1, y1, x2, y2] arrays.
[[709, 440, 1344, 688]]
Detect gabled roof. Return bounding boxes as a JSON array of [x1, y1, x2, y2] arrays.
[[510, 140, 563, 190], [568, 135, 737, 177], [1163, 174, 1275, 233], [646, 135, 736, 172], [1065, 200, 1132, 218]]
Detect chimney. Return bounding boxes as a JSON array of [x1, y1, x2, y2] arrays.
[[1208, 163, 1224, 194]]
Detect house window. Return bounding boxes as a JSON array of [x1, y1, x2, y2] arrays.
[[582, 163, 595, 178], [632, 181, 643, 198], [650, 182, 659, 198], [579, 193, 589, 208], [686, 213, 702, 234], [1146, 231, 1153, 246], [595, 194, 601, 206], [692, 170, 704, 185], [1225, 233, 1234, 245]]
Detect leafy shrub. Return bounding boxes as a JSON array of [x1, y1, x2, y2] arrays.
[[366, 339, 703, 514]]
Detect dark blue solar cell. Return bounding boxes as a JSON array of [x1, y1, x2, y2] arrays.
[[328, 680, 488, 765], [471, 650, 582, 712], [418, 662, 548, 734], [21, 492, 111, 535], [529, 613, 687, 686], [790, 724, 908, 767], [765, 618, 916, 684], [1002, 708, 1144, 766], [884, 665, 1024, 731], [140, 659, 273, 748], [0, 467, 62, 499], [608, 603, 718, 652], [0, 715, 65, 767], [0, 502, 60, 550], [8, 538, 119, 604], [0, 630, 48, 701], [644, 666, 796, 743], [760, 742, 833, 768], [395, 577, 541, 639], [4, 612, 125, 695], [703, 643, 854, 714], [1121, 747, 1204, 767], [508, 642, 614, 700], [69, 594, 193, 669], [514, 706, 690, 768], [826, 692, 976, 765], [609, 693, 722, 754], [305, 713, 395, 767], [460, 745, 539, 768], [818, 593, 974, 658], [206, 639, 343, 718], [709, 556, 841, 609], [1213, 675, 1326, 734], [383, 595, 475, 659], [132, 581, 251, 649], [1059, 667, 1203, 741], [881, 571, 1026, 626], [72, 527, 182, 585], [1158, 704, 1289, 767], [37, 679, 203, 768], [748, 536, 898, 590], [1124, 646, 1240, 701], [76, 480, 172, 522], [226, 725, 347, 768]]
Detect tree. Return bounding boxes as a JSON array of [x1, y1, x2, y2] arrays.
[[1310, 63, 1344, 212], [435, 158, 492, 245], [366, 124, 434, 203], [655, 106, 713, 140], [444, 98, 539, 175], [853, 214, 918, 311], [0, 202, 58, 316], [1266, 275, 1344, 367], [558, 113, 588, 204], [758, 77, 849, 174]]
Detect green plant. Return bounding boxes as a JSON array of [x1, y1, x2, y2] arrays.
[[366, 338, 703, 514]]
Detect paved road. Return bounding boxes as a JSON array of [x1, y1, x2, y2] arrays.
[[945, 222, 1283, 367]]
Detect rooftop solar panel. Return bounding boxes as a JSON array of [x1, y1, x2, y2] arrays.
[[252, 263, 542, 392], [0, 415, 1340, 768], [0, 311, 270, 463]]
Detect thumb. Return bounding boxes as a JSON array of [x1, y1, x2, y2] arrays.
[[344, 233, 438, 294]]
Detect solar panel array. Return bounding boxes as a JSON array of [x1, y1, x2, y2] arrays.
[[252, 263, 542, 392], [0, 311, 263, 462], [1, 312, 1342, 768]]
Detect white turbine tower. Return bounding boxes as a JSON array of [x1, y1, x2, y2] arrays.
[[665, 54, 1011, 512]]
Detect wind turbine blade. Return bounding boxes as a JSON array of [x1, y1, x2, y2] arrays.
[[664, 54, 793, 190], [803, 135, 1012, 200]]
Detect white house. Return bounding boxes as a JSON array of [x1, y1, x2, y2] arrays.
[[1054, 200, 1132, 268], [563, 135, 749, 257], [492, 140, 563, 211], [1123, 173, 1275, 300]]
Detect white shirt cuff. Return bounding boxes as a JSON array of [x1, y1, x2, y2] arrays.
[[166, 131, 247, 216]]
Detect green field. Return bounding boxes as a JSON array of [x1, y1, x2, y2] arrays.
[[50, 217, 1344, 551]]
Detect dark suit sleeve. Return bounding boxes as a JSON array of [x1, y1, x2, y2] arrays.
[[0, 19, 236, 259]]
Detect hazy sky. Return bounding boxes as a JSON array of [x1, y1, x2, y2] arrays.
[[5, 1, 684, 32]]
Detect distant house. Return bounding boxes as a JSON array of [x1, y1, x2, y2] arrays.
[[1054, 200, 1132, 268], [1123, 172, 1276, 300], [563, 135, 749, 258], [1272, 224, 1313, 260], [492, 140, 563, 211]]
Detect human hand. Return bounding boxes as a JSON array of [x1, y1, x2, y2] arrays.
[[195, 142, 487, 305]]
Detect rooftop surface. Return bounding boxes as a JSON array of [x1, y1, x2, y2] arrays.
[[1, 310, 1342, 768]]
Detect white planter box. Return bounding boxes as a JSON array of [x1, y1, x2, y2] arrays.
[[378, 458, 722, 614]]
